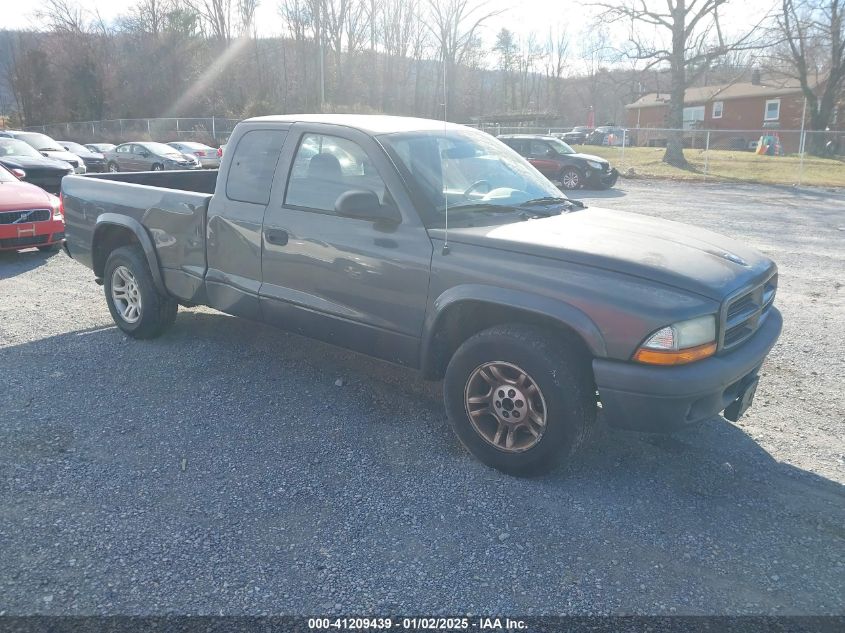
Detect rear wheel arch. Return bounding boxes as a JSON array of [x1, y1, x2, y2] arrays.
[[421, 294, 605, 381], [92, 217, 167, 296]]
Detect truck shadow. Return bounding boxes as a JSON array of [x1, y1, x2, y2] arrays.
[[0, 248, 60, 279], [3, 310, 843, 612]]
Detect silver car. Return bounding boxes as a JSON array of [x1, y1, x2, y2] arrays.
[[104, 142, 202, 172], [166, 141, 221, 169]]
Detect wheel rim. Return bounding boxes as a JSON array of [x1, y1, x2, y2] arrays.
[[464, 361, 548, 453], [562, 170, 580, 189], [152, 164, 162, 171], [111, 265, 142, 323], [108, 163, 118, 172]]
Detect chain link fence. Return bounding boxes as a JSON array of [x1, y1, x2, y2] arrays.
[[22, 117, 241, 146], [16, 118, 845, 188], [473, 124, 845, 188]]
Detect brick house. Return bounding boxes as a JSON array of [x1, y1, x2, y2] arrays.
[[624, 79, 833, 152]]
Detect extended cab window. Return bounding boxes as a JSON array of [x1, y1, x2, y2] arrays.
[[285, 133, 386, 214], [226, 129, 287, 205]]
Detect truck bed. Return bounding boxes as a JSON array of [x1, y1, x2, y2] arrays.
[[62, 170, 217, 304]]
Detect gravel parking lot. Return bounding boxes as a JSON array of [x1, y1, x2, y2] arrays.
[[0, 180, 843, 616]]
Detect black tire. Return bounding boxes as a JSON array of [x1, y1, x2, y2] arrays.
[[107, 162, 119, 173], [103, 245, 177, 339], [444, 324, 596, 476], [37, 243, 62, 252], [559, 167, 583, 190], [151, 163, 163, 171]]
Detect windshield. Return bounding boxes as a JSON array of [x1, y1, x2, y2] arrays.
[[547, 138, 576, 155], [380, 128, 564, 228], [0, 138, 43, 159], [61, 141, 89, 154], [0, 164, 18, 183], [142, 142, 185, 157], [16, 132, 64, 152]]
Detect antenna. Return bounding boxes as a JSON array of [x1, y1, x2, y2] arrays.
[[442, 57, 450, 256]]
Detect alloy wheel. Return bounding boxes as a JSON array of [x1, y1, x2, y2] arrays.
[[111, 265, 142, 323], [464, 361, 548, 453], [561, 170, 580, 189]]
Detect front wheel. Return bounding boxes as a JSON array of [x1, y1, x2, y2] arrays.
[[559, 167, 583, 190], [103, 245, 177, 339], [151, 163, 163, 171], [107, 162, 119, 173], [444, 324, 596, 476]]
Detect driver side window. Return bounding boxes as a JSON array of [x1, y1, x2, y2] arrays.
[[285, 133, 387, 214], [529, 140, 551, 157]]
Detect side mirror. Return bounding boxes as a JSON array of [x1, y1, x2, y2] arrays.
[[41, 152, 49, 157], [11, 168, 26, 180], [546, 148, 557, 157], [335, 190, 398, 223]]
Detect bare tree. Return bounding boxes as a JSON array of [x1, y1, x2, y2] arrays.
[[427, 0, 501, 118], [187, 0, 235, 41], [772, 0, 845, 149], [594, 0, 767, 167]]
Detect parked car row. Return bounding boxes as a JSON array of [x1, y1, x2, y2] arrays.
[[556, 126, 630, 147]]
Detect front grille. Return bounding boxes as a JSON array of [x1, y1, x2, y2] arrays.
[[720, 271, 778, 351], [0, 234, 48, 248], [0, 209, 51, 224]]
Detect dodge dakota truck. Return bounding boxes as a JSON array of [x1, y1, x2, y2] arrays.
[[62, 115, 782, 475]]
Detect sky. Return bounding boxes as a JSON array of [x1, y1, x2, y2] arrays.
[[1, 0, 772, 47]]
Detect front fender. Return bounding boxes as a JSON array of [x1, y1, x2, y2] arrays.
[[93, 213, 167, 295], [420, 284, 608, 374]]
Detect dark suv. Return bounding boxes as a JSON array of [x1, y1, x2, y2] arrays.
[[498, 134, 618, 190]]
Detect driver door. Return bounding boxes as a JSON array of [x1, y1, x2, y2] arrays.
[[259, 123, 433, 367]]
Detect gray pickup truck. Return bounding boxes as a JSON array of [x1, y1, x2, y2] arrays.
[[62, 114, 781, 475]]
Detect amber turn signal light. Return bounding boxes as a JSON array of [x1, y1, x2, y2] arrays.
[[633, 341, 717, 366]]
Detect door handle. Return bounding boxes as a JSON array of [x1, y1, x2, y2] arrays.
[[265, 229, 288, 246]]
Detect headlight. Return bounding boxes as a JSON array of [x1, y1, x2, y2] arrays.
[[586, 160, 603, 169], [633, 315, 716, 365], [50, 195, 63, 220]]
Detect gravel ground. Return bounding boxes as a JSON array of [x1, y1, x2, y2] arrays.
[[0, 180, 843, 616]]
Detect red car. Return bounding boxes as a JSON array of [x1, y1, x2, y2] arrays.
[[0, 164, 65, 252]]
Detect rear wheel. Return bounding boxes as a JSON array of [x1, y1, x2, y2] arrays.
[[103, 245, 177, 339], [444, 324, 596, 476], [151, 163, 163, 171], [559, 167, 583, 190], [107, 162, 119, 173]]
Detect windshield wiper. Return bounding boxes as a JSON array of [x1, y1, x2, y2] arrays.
[[521, 196, 585, 209], [446, 202, 519, 213]]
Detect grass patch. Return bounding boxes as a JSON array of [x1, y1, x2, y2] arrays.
[[582, 146, 845, 188]]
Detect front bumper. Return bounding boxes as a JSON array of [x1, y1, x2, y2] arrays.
[[84, 161, 107, 173], [593, 307, 782, 432], [586, 167, 619, 189], [0, 219, 65, 251]]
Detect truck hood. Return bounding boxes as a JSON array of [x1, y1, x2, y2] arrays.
[[435, 207, 774, 300]]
